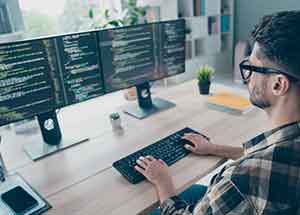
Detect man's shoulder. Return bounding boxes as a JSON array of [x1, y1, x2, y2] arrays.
[[225, 139, 300, 203], [271, 137, 300, 164], [242, 137, 300, 165], [250, 137, 300, 165], [225, 139, 300, 212]]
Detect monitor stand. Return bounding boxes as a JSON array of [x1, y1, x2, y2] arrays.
[[123, 82, 175, 119], [23, 110, 89, 161]]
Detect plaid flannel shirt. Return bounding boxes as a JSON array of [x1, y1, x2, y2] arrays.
[[161, 121, 300, 214]]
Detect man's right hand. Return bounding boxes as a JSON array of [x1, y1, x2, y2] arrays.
[[182, 133, 244, 159], [182, 133, 215, 156]]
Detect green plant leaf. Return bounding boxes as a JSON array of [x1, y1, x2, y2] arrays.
[[88, 9, 94, 19], [104, 9, 110, 19], [100, 0, 146, 28], [196, 65, 214, 83], [108, 20, 121, 27]]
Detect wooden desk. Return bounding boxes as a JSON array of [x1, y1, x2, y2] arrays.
[[0, 80, 268, 215]]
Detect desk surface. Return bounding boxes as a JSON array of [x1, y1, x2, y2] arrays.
[[0, 80, 268, 215]]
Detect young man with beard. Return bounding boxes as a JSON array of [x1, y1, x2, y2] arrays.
[[135, 11, 300, 214]]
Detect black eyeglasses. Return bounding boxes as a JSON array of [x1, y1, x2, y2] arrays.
[[239, 58, 287, 81], [239, 58, 299, 82]]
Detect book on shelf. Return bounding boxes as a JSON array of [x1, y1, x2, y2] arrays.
[[185, 40, 193, 59], [221, 35, 229, 50], [194, 0, 201, 16], [194, 0, 206, 16], [193, 0, 206, 16], [221, 15, 230, 33], [208, 16, 219, 35], [200, 0, 206, 15], [207, 91, 254, 114], [195, 38, 204, 56], [221, 1, 231, 14]]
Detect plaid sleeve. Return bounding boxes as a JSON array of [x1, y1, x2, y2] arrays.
[[195, 177, 255, 214], [161, 196, 192, 215]]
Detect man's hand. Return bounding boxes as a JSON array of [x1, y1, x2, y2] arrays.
[[135, 155, 172, 186], [182, 133, 215, 155], [135, 156, 176, 203], [183, 133, 244, 159]]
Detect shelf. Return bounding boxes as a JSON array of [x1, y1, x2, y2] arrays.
[[183, 16, 207, 19], [183, 15, 205, 19], [220, 11, 232, 15], [221, 0, 233, 15], [185, 16, 208, 38], [221, 32, 231, 35], [176, 0, 234, 76], [185, 40, 193, 60]]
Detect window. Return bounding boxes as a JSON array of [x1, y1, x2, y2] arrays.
[[0, 4, 12, 34], [19, 0, 123, 39]]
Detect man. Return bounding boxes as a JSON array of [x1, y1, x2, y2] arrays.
[[135, 11, 300, 214]]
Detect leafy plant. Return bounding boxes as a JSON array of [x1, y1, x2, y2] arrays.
[[185, 28, 192, 35], [196, 65, 214, 84], [122, 0, 146, 25], [88, 0, 146, 29]]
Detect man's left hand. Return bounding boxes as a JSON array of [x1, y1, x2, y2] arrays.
[[135, 156, 173, 187]]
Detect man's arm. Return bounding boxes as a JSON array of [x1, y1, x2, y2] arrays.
[[183, 133, 244, 160], [209, 144, 244, 160], [134, 155, 252, 215], [135, 156, 192, 215], [160, 177, 253, 215]]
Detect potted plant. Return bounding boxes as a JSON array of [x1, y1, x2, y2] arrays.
[[196, 65, 214, 95]]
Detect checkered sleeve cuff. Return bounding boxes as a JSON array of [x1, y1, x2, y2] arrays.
[[161, 196, 192, 215]]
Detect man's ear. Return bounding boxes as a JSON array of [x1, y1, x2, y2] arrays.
[[273, 82, 280, 90], [271, 75, 290, 96]]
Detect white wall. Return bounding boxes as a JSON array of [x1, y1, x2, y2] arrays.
[[234, 0, 300, 44]]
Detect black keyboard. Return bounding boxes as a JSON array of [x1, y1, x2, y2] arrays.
[[113, 127, 209, 184]]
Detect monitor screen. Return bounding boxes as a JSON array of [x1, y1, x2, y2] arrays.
[[0, 31, 105, 127], [99, 19, 185, 93], [55, 32, 104, 105], [0, 39, 62, 126], [159, 20, 185, 78], [99, 24, 157, 92]]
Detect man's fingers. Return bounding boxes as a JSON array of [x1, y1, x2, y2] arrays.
[[184, 133, 208, 140], [183, 134, 210, 145], [137, 157, 149, 168], [182, 136, 194, 142], [135, 165, 145, 174], [158, 159, 167, 166], [146, 155, 155, 161], [183, 133, 198, 138], [184, 144, 196, 152], [182, 136, 196, 146], [183, 133, 199, 140]]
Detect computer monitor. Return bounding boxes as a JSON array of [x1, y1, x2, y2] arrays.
[[0, 31, 105, 160], [0, 19, 185, 160], [0, 39, 60, 126], [98, 19, 185, 119]]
